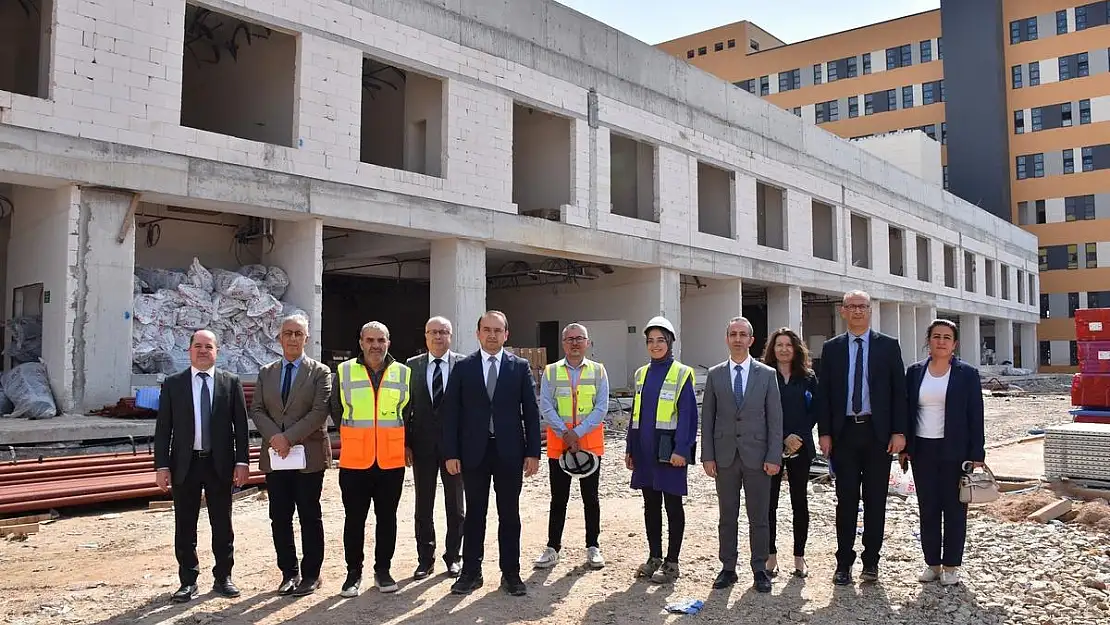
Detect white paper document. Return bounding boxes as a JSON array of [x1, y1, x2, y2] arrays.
[[269, 444, 307, 470]]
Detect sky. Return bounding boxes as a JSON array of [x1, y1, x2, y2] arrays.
[[554, 0, 941, 45]]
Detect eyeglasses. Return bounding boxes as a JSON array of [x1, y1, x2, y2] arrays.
[[842, 304, 870, 312], [563, 336, 588, 343], [425, 329, 451, 336]]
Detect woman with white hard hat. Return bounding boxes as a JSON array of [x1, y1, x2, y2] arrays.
[[625, 315, 699, 584]]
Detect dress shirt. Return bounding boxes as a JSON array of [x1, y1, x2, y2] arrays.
[[539, 358, 611, 437], [281, 355, 303, 385], [729, 354, 752, 396], [845, 330, 873, 416], [426, 351, 452, 399], [481, 348, 504, 382]]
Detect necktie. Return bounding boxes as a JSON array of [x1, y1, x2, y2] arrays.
[[281, 362, 294, 405], [198, 372, 212, 452], [486, 356, 498, 434], [852, 337, 864, 415], [432, 358, 444, 408], [733, 364, 744, 408]]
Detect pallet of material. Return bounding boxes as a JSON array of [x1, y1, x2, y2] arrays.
[[1043, 422, 1110, 482]]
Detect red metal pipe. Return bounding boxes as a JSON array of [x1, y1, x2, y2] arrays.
[[0, 474, 267, 515]]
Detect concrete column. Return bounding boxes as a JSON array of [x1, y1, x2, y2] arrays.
[[916, 306, 937, 361], [785, 190, 811, 254], [870, 299, 882, 333], [430, 238, 486, 354], [899, 305, 919, 366], [660, 268, 682, 357], [959, 314, 982, 365], [734, 173, 758, 249], [264, 218, 324, 358], [681, 278, 742, 368], [1020, 323, 1038, 372], [879, 301, 900, 337], [767, 285, 803, 337], [995, 318, 1015, 365]]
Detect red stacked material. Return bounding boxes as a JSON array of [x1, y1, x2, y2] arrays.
[[1077, 342, 1110, 374], [1072, 374, 1110, 409], [1073, 309, 1110, 409], [1075, 309, 1110, 341]]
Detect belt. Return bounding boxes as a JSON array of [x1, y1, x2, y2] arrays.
[[192, 450, 212, 458], [850, 413, 871, 424]]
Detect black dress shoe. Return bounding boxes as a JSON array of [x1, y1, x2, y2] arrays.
[[501, 575, 527, 596], [291, 577, 320, 597], [712, 569, 738, 589], [171, 584, 199, 603], [451, 573, 484, 595], [860, 565, 879, 582], [277, 575, 300, 595], [213, 578, 241, 598], [833, 570, 853, 586], [447, 560, 463, 578], [414, 562, 434, 580], [754, 571, 773, 594]]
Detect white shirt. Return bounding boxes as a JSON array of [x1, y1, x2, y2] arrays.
[[426, 352, 452, 398], [481, 348, 504, 382], [729, 355, 752, 395], [190, 365, 215, 451], [916, 366, 950, 439]]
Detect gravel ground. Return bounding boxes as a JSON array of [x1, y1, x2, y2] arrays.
[[1, 395, 1106, 625]]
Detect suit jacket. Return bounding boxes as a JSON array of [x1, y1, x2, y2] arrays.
[[701, 358, 783, 470], [403, 350, 463, 458], [251, 356, 333, 473], [154, 367, 250, 485], [442, 350, 541, 471], [905, 357, 985, 463], [815, 329, 908, 443]]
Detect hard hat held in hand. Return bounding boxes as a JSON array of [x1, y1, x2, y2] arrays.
[[559, 449, 600, 479], [643, 316, 676, 337]]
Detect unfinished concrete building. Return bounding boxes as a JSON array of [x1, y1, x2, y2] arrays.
[[0, 0, 1038, 412]]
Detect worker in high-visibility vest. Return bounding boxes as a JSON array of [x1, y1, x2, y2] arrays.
[[532, 323, 610, 572], [329, 321, 412, 599], [625, 316, 698, 585]]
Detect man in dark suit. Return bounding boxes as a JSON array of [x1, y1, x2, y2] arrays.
[[251, 314, 333, 596], [155, 329, 250, 602], [404, 315, 465, 579], [815, 290, 907, 585], [443, 310, 541, 597]]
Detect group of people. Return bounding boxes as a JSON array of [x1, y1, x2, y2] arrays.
[[152, 288, 985, 604]]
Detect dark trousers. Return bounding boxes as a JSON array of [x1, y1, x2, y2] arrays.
[[642, 488, 684, 563], [412, 451, 465, 566], [912, 437, 968, 567], [172, 453, 234, 585], [339, 465, 405, 575], [461, 439, 523, 578], [832, 421, 891, 570], [547, 457, 601, 551], [266, 469, 325, 580], [770, 450, 812, 557]]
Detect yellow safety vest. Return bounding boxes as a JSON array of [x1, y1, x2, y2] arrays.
[[631, 361, 693, 431], [336, 358, 411, 470], [544, 359, 604, 457]]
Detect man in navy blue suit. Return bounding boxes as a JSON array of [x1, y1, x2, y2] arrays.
[[443, 310, 541, 597]]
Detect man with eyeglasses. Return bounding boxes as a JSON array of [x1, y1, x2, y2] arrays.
[[403, 316, 465, 580], [815, 290, 907, 586], [533, 323, 610, 571]]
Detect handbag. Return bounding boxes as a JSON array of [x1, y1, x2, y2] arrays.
[[959, 462, 1000, 504]]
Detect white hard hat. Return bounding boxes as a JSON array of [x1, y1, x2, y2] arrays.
[[644, 316, 676, 337], [559, 449, 600, 479]]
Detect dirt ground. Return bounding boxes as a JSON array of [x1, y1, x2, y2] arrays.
[[1, 394, 1106, 625]]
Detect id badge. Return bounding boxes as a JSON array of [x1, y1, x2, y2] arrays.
[[555, 387, 572, 397], [659, 389, 676, 401]]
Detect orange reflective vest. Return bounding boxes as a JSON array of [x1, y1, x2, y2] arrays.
[[544, 359, 605, 458], [336, 358, 411, 470]]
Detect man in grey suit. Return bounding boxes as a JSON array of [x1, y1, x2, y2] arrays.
[[701, 316, 783, 594], [251, 313, 333, 597], [404, 316, 466, 579]]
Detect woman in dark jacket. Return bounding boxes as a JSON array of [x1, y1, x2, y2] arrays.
[[761, 327, 817, 578], [901, 318, 985, 587]]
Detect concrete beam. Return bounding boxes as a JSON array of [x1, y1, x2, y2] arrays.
[[430, 238, 486, 354]]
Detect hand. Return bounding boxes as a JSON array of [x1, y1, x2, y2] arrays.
[[562, 430, 581, 453], [524, 457, 539, 478], [899, 452, 911, 463], [703, 460, 717, 478], [269, 434, 291, 458], [233, 465, 249, 487], [446, 459, 461, 475], [764, 463, 780, 476], [784, 434, 804, 455], [156, 468, 171, 491], [625, 453, 634, 471], [887, 433, 906, 455], [972, 461, 985, 469], [819, 435, 832, 457], [669, 453, 686, 468], [405, 447, 413, 468]]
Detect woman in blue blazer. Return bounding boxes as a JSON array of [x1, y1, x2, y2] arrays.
[[901, 318, 985, 587]]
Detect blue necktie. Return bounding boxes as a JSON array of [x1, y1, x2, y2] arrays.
[[733, 364, 744, 408]]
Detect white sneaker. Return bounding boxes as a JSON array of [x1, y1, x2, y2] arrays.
[[533, 547, 559, 569], [586, 546, 605, 569], [940, 569, 960, 586], [918, 566, 941, 583]]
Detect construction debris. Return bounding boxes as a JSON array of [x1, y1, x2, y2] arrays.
[[1027, 498, 1073, 523]]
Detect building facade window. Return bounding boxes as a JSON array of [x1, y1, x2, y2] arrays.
[[1078, 5, 1088, 30], [1080, 52, 1090, 77], [687, 50, 695, 59], [1066, 195, 1097, 221], [1068, 244, 1080, 269], [943, 165, 949, 189], [1088, 243, 1099, 269], [937, 36, 943, 59], [1065, 149, 1075, 174], [792, 106, 801, 117], [886, 44, 912, 69], [813, 63, 823, 85], [886, 89, 897, 110], [1060, 57, 1072, 81], [750, 39, 760, 51], [923, 82, 936, 104], [863, 52, 871, 74], [902, 85, 913, 108], [779, 68, 801, 92], [846, 56, 858, 78], [734, 79, 756, 94], [828, 62, 839, 81], [940, 80, 946, 102], [1039, 341, 1050, 365], [1031, 107, 1043, 131], [848, 95, 859, 118], [816, 100, 839, 124], [1057, 10, 1068, 34], [1012, 65, 1023, 88], [760, 75, 769, 96], [1029, 61, 1040, 86], [921, 40, 932, 62], [1034, 152, 1044, 177], [941, 121, 947, 144], [1070, 293, 1081, 316], [1083, 146, 1094, 172], [1081, 99, 1092, 124], [1063, 102, 1073, 127], [728, 39, 736, 48], [864, 93, 874, 115], [1017, 155, 1028, 179], [924, 124, 937, 140], [1037, 199, 1046, 223], [714, 42, 724, 52], [697, 46, 707, 56], [1014, 110, 1025, 133]]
